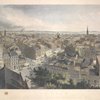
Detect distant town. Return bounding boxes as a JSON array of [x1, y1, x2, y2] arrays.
[[0, 27, 100, 89]]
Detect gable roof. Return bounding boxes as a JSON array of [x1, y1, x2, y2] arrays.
[[0, 67, 28, 89]]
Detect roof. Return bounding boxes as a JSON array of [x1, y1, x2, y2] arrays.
[[97, 55, 100, 65], [81, 58, 92, 68], [17, 43, 36, 59], [0, 67, 28, 89], [10, 51, 18, 56]]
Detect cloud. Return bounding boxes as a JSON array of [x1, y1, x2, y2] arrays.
[[0, 6, 68, 31], [0, 6, 43, 29], [0, 5, 100, 31]]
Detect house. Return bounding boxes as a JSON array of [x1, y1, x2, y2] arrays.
[[3, 48, 19, 70]]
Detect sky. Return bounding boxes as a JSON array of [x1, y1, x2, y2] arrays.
[[0, 5, 100, 31]]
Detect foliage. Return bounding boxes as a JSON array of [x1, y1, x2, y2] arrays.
[[32, 67, 51, 87], [76, 80, 91, 89], [30, 67, 66, 88], [45, 83, 57, 89], [64, 44, 76, 57], [30, 67, 97, 89]]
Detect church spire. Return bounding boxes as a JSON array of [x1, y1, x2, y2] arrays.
[[87, 26, 89, 35]]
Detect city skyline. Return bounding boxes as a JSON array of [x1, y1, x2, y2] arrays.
[[0, 5, 100, 32]]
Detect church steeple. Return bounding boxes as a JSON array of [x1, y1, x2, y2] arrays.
[[87, 26, 89, 35]]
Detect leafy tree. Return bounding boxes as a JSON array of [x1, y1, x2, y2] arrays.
[[76, 80, 91, 89], [68, 79, 75, 88], [45, 82, 57, 89], [30, 67, 93, 89], [50, 73, 66, 88], [65, 44, 76, 57], [62, 79, 75, 89], [30, 67, 66, 88], [69, 79, 74, 86], [31, 67, 51, 87]]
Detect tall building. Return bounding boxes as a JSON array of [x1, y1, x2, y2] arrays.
[[3, 49, 19, 70]]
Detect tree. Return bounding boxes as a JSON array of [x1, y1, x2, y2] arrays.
[[65, 44, 76, 57], [31, 67, 51, 87], [76, 80, 91, 89], [30, 67, 66, 88], [45, 83, 57, 89], [62, 79, 75, 89], [50, 73, 66, 89], [69, 79, 74, 85]]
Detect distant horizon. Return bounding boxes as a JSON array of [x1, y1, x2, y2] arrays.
[[0, 29, 100, 35], [0, 29, 96, 32]]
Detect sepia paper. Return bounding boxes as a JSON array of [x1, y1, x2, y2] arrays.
[[0, 0, 100, 100]]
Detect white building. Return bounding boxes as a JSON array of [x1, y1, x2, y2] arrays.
[[9, 51, 19, 70]]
